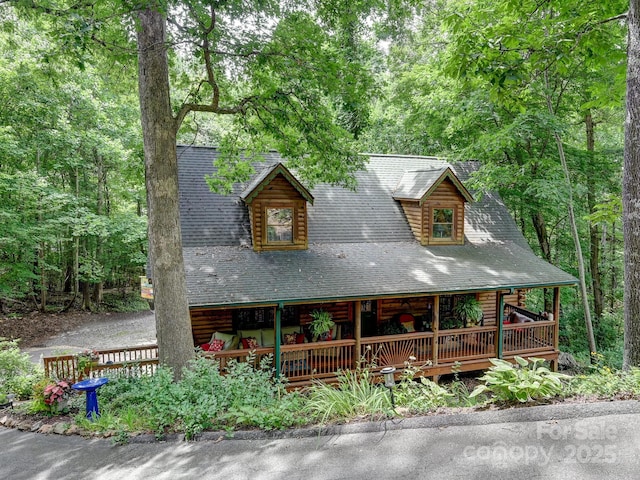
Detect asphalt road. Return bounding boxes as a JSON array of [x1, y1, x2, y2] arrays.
[[3, 400, 640, 480]]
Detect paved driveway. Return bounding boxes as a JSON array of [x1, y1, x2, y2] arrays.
[[23, 311, 156, 363]]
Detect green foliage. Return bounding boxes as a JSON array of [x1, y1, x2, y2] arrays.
[[0, 338, 42, 399], [452, 295, 483, 327], [27, 377, 57, 414], [394, 362, 454, 412], [90, 354, 303, 439], [568, 366, 640, 398], [559, 307, 623, 368], [0, 14, 144, 310], [304, 364, 390, 423], [309, 310, 335, 338], [470, 357, 570, 403], [97, 292, 150, 313]]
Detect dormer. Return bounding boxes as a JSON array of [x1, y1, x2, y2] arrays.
[[241, 163, 314, 252], [393, 167, 473, 246]]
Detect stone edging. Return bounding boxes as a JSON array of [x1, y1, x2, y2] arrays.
[[3, 399, 640, 443]]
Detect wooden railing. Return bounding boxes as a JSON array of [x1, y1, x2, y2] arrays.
[[361, 332, 434, 369], [504, 303, 548, 322], [502, 320, 555, 356], [41, 309, 558, 386], [202, 341, 356, 382], [202, 347, 274, 370], [437, 326, 496, 362], [43, 345, 159, 383]]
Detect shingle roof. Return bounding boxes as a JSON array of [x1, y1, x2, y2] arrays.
[[183, 242, 577, 308], [393, 167, 474, 204], [240, 162, 314, 204], [175, 146, 576, 307]]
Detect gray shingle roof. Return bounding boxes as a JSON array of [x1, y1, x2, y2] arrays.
[[240, 162, 314, 204], [175, 146, 576, 307], [393, 167, 473, 204], [183, 242, 577, 308]]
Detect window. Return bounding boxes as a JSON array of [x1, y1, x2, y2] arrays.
[[266, 207, 293, 243], [432, 208, 453, 240]]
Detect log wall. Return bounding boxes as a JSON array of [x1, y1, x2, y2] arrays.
[[422, 180, 465, 245], [249, 174, 308, 252], [190, 308, 235, 345]]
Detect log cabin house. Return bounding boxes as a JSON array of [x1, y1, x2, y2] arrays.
[[151, 145, 577, 386]]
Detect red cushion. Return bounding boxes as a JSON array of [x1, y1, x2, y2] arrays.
[[209, 339, 225, 352], [200, 343, 211, 351], [296, 333, 306, 344], [241, 337, 259, 349]]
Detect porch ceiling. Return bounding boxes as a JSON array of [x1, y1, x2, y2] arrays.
[[183, 241, 577, 308]]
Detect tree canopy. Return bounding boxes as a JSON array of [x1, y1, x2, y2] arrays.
[[1, 0, 634, 371]]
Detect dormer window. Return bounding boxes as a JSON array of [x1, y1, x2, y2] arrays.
[[393, 166, 473, 246], [432, 207, 454, 240], [266, 206, 293, 244], [241, 163, 313, 252]]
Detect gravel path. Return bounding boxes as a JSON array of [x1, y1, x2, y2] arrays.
[[23, 311, 156, 363]]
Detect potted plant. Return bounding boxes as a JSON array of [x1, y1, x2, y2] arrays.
[[453, 296, 483, 327], [43, 379, 73, 414], [76, 349, 100, 376], [309, 310, 335, 341]]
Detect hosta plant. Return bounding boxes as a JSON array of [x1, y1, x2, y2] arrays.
[[470, 356, 570, 403]]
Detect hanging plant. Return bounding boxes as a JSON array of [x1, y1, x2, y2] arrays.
[[309, 310, 335, 340]]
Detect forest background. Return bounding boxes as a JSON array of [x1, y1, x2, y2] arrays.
[[0, 0, 629, 368]]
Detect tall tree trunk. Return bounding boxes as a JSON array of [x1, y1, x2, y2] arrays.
[[624, 0, 640, 369], [137, 6, 194, 378], [531, 211, 553, 312], [37, 150, 47, 312], [93, 148, 104, 306], [610, 221, 618, 312], [585, 111, 604, 320], [544, 72, 597, 359]]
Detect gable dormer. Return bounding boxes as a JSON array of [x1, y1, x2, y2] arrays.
[[241, 163, 313, 252], [393, 167, 473, 246]]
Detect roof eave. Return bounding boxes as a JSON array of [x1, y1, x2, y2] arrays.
[[187, 280, 577, 310]]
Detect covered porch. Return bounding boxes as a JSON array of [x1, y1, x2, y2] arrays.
[[194, 288, 561, 387]]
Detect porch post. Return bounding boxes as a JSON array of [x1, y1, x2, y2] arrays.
[[275, 303, 282, 378], [354, 300, 361, 369], [432, 296, 440, 366], [497, 293, 505, 359], [552, 287, 561, 371]]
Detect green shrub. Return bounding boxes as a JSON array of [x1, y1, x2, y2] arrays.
[[567, 366, 640, 398], [392, 359, 453, 412], [470, 357, 569, 403], [558, 307, 623, 369], [0, 337, 42, 399], [90, 353, 304, 439]]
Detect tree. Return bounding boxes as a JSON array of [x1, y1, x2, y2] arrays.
[[370, 0, 627, 359], [624, 0, 640, 369], [9, 0, 407, 376], [0, 12, 145, 313]]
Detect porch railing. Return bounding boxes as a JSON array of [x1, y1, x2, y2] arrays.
[[437, 326, 496, 362], [203, 347, 274, 370], [41, 306, 558, 386], [43, 344, 159, 383], [361, 332, 434, 369], [502, 320, 555, 356]]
